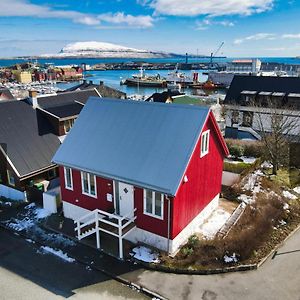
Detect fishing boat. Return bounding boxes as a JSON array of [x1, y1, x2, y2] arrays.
[[166, 64, 194, 87], [121, 68, 167, 88]]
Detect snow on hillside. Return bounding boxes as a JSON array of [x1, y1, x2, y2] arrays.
[[42, 41, 172, 58]]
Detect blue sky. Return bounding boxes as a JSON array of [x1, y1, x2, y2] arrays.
[[0, 0, 300, 57]]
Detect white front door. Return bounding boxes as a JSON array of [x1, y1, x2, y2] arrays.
[[118, 182, 134, 218]]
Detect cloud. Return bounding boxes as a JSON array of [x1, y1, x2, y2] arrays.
[[234, 33, 276, 44], [141, 0, 274, 17], [282, 33, 300, 39], [234, 32, 300, 45], [0, 0, 154, 28], [195, 18, 234, 31]]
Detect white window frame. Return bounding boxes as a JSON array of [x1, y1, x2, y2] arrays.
[[143, 189, 164, 220], [64, 167, 73, 191], [64, 118, 75, 134], [200, 130, 210, 158], [7, 170, 15, 187], [81, 171, 97, 198]]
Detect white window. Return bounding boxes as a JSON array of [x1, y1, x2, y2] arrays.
[[143, 189, 164, 219], [81, 171, 97, 198], [64, 119, 75, 134], [7, 170, 15, 186], [64, 167, 73, 190], [200, 130, 210, 157]]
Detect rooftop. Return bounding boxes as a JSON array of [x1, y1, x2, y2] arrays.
[[53, 98, 211, 195]]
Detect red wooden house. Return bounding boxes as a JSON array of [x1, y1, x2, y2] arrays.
[[53, 98, 229, 259]]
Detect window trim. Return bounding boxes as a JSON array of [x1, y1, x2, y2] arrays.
[[64, 118, 75, 134], [64, 167, 73, 191], [81, 171, 97, 198], [200, 130, 210, 158], [7, 170, 16, 187], [143, 189, 164, 220]]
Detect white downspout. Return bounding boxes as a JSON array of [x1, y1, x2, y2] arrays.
[[166, 196, 171, 255]]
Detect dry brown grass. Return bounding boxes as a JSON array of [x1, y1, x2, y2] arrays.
[[161, 175, 300, 270]]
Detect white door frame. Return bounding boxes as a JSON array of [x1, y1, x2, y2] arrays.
[[113, 181, 134, 218]]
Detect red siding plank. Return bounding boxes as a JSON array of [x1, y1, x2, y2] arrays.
[[171, 114, 225, 239], [60, 166, 114, 212]]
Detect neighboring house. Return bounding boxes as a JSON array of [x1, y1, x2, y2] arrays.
[[146, 92, 226, 135], [0, 88, 14, 101], [224, 75, 300, 140], [14, 71, 32, 84], [0, 100, 60, 201], [26, 89, 101, 137], [65, 80, 127, 99], [52, 98, 229, 259], [145, 90, 183, 103]]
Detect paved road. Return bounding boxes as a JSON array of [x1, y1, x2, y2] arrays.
[[125, 228, 300, 300], [0, 229, 148, 300]]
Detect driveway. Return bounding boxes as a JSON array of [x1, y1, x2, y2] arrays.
[[124, 228, 300, 300], [0, 229, 148, 300]]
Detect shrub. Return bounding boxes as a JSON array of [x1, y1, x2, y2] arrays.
[[187, 234, 200, 247], [223, 161, 251, 174], [229, 144, 244, 158], [225, 139, 264, 158]]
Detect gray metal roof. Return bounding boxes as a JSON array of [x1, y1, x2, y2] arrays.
[[53, 98, 210, 196], [0, 101, 61, 178], [37, 89, 100, 109]]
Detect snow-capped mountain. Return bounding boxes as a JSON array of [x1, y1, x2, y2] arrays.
[[42, 41, 173, 58]]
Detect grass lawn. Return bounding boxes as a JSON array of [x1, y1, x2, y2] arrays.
[[266, 168, 300, 188]]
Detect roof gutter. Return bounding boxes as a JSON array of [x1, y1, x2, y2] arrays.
[[19, 164, 57, 181]]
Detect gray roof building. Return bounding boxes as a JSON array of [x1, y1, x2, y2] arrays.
[[36, 89, 100, 109], [53, 98, 210, 195], [0, 100, 60, 179]]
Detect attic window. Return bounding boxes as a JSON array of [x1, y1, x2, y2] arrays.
[[200, 130, 210, 157]]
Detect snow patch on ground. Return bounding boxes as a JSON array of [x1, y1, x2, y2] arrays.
[[130, 246, 160, 263], [39, 246, 75, 263], [4, 203, 52, 231], [240, 156, 256, 164], [283, 191, 298, 200], [5, 217, 35, 231], [238, 194, 254, 204], [261, 161, 273, 169], [293, 186, 300, 194], [283, 203, 289, 210], [224, 253, 238, 263], [196, 209, 231, 239]]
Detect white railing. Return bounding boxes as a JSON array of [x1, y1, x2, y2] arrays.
[[0, 184, 25, 201], [74, 208, 137, 259]]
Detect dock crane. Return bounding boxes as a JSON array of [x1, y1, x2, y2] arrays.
[[209, 42, 225, 69]]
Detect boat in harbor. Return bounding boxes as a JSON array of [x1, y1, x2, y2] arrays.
[[121, 68, 167, 88], [189, 80, 227, 90], [166, 64, 195, 87]]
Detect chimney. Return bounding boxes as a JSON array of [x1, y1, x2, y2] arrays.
[[29, 90, 38, 109], [99, 81, 104, 86], [89, 80, 93, 85], [83, 79, 87, 84]]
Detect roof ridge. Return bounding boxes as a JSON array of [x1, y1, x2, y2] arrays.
[[90, 97, 211, 112]]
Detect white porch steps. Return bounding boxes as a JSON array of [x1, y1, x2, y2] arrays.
[[74, 208, 137, 259]]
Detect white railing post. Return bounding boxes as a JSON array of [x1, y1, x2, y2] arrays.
[[95, 211, 100, 249], [76, 221, 81, 240], [118, 218, 123, 260]]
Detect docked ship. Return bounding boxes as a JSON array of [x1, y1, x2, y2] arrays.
[[121, 68, 167, 88], [166, 64, 196, 87]]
